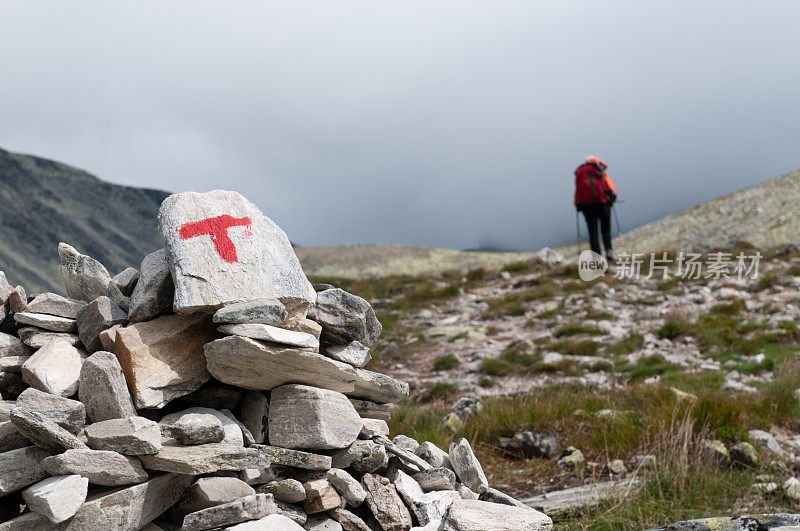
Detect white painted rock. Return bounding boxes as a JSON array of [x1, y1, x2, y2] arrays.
[[268, 384, 362, 450], [22, 474, 88, 523], [158, 190, 315, 315], [21, 339, 83, 397]]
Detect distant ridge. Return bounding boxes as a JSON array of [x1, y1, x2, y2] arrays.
[[0, 147, 169, 293]]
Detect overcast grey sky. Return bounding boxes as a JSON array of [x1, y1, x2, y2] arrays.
[[1, 1, 799, 250]]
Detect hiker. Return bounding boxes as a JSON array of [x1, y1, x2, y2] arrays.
[[574, 156, 617, 262]]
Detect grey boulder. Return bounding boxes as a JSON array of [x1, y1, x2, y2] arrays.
[[181, 493, 276, 531], [16, 388, 86, 433], [172, 413, 226, 444], [449, 438, 488, 494], [10, 407, 88, 453], [308, 288, 382, 347], [325, 341, 371, 368], [21, 338, 82, 397], [84, 416, 163, 455], [160, 407, 244, 447], [128, 248, 174, 323], [21, 474, 88, 524], [79, 351, 137, 422], [268, 384, 362, 450], [213, 298, 287, 325], [58, 242, 112, 302], [42, 448, 149, 486], [26, 293, 86, 319], [75, 296, 129, 352]]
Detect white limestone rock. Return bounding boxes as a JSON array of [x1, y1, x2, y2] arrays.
[[21, 474, 88, 523], [20, 339, 82, 397], [218, 323, 319, 350]]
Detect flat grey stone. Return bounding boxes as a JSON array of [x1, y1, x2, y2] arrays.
[[75, 296, 128, 353], [42, 448, 149, 486], [274, 500, 308, 525], [0, 445, 52, 496], [360, 419, 389, 438], [26, 293, 86, 320], [16, 388, 86, 433], [392, 435, 420, 453], [326, 469, 366, 507], [361, 473, 413, 531], [240, 391, 269, 445], [158, 190, 316, 315], [328, 508, 370, 531], [21, 338, 82, 397], [258, 479, 306, 503], [17, 327, 80, 349], [14, 311, 77, 333], [330, 440, 374, 469], [414, 467, 457, 492], [84, 416, 163, 455], [174, 476, 256, 523], [325, 341, 371, 368], [218, 323, 319, 350], [268, 384, 362, 451], [138, 442, 273, 474], [11, 407, 87, 453], [249, 445, 331, 471], [442, 499, 552, 531], [112, 267, 140, 297], [0, 420, 29, 452], [58, 242, 112, 302], [308, 289, 381, 347], [479, 487, 534, 511], [79, 351, 137, 422], [22, 474, 88, 524], [389, 469, 424, 507], [350, 399, 392, 421], [0, 332, 32, 357], [0, 355, 29, 372], [160, 407, 243, 447], [181, 493, 275, 531], [412, 490, 461, 527], [221, 409, 256, 446], [449, 438, 488, 494], [351, 442, 388, 474], [172, 413, 226, 444], [64, 473, 196, 530], [205, 336, 408, 404], [115, 314, 217, 409], [128, 249, 174, 322], [213, 298, 287, 325]]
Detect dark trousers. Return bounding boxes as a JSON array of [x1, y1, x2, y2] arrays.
[[579, 203, 613, 256]]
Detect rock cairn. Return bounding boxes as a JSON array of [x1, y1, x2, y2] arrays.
[[0, 190, 552, 530]]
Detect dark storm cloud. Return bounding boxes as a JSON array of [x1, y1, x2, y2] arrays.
[[1, 1, 799, 250]]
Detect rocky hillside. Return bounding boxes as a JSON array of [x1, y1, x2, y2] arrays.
[[620, 167, 800, 254], [0, 147, 168, 293]]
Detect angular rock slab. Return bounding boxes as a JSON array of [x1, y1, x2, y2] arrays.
[[22, 474, 88, 523], [58, 242, 112, 302], [158, 190, 316, 314], [10, 407, 88, 453], [75, 296, 128, 352], [175, 477, 256, 523], [303, 478, 341, 515], [42, 448, 148, 486], [325, 341, 371, 368], [181, 493, 275, 531], [17, 327, 80, 349], [16, 388, 86, 433], [449, 438, 488, 494], [443, 499, 552, 531], [21, 338, 82, 397], [84, 416, 162, 455], [213, 298, 287, 325], [268, 384, 362, 451], [68, 473, 195, 530], [218, 323, 319, 350], [14, 311, 77, 333], [138, 442, 273, 474], [326, 468, 366, 507], [250, 444, 332, 471], [0, 445, 52, 496], [0, 332, 32, 357], [205, 336, 408, 403], [26, 293, 86, 320], [229, 514, 305, 530], [0, 420, 29, 453], [257, 479, 306, 503], [114, 313, 217, 408], [112, 267, 140, 296], [79, 351, 137, 422], [361, 473, 413, 531], [129, 248, 174, 323], [308, 288, 381, 347], [159, 406, 243, 447]]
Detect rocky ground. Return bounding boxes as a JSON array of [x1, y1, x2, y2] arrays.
[[315, 243, 800, 528]]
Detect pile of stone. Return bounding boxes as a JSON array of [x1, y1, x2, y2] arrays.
[[0, 190, 552, 530]]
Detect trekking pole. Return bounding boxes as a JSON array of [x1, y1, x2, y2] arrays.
[[612, 204, 624, 249], [575, 209, 581, 254]]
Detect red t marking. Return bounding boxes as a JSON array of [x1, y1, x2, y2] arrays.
[[178, 214, 252, 263]]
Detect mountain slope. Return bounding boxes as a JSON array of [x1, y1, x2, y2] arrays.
[[0, 147, 169, 293], [619, 167, 800, 254]]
